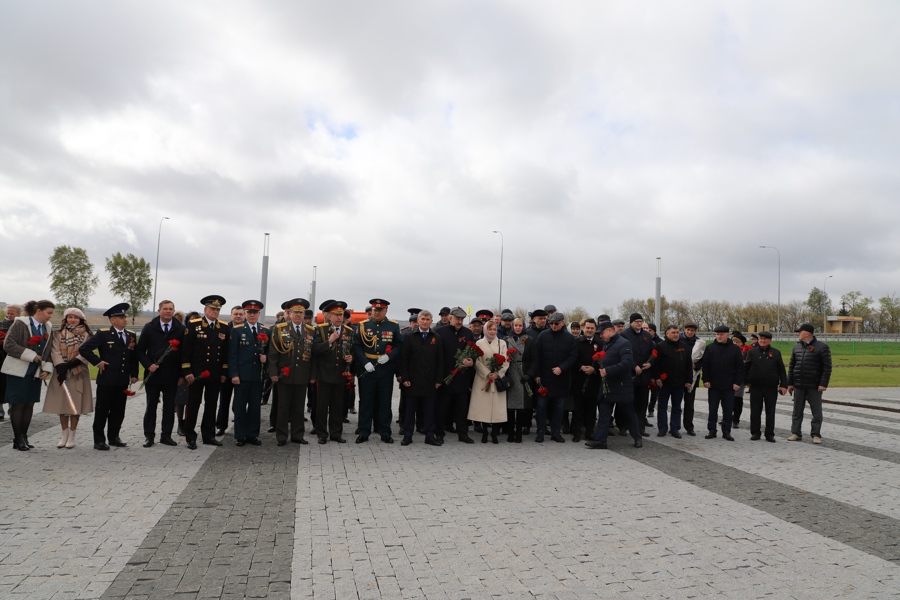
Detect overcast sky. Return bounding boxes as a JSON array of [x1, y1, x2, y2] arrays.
[[2, 1, 898, 319]]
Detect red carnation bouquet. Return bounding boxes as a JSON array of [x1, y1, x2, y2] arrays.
[[342, 371, 354, 389], [537, 386, 548, 397], [482, 352, 507, 391], [27, 335, 44, 347], [124, 387, 137, 397], [280, 366, 290, 378], [444, 340, 482, 384], [139, 339, 182, 390], [593, 350, 610, 396]]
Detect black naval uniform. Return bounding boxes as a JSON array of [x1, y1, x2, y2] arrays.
[[181, 317, 230, 446], [80, 326, 139, 446], [215, 320, 240, 434], [353, 316, 403, 441], [312, 321, 354, 442]]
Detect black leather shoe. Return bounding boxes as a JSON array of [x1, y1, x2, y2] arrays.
[[94, 443, 110, 451], [277, 440, 287, 446], [618, 428, 628, 436], [657, 431, 667, 437], [203, 439, 223, 446], [750, 434, 761, 441], [355, 436, 368, 443], [15, 435, 30, 451], [686, 429, 696, 436], [143, 437, 154, 448], [670, 431, 682, 439], [343, 418, 350, 423], [459, 435, 474, 444], [522, 427, 530, 435], [381, 436, 394, 444], [535, 434, 544, 443], [401, 436, 412, 446], [425, 437, 441, 447], [267, 426, 276, 433], [177, 425, 185, 436], [705, 432, 717, 439], [330, 437, 346, 443], [634, 439, 643, 448], [585, 440, 607, 449], [641, 430, 650, 438], [572, 433, 581, 443], [474, 423, 483, 433], [24, 436, 35, 448], [187, 440, 197, 450], [247, 437, 262, 446], [446, 425, 457, 434], [732, 421, 740, 429], [160, 436, 178, 446], [765, 436, 776, 443], [551, 434, 565, 443], [110, 438, 127, 447], [723, 434, 734, 441], [318, 437, 327, 444], [481, 431, 488, 444], [235, 440, 245, 447], [291, 438, 309, 445], [215, 429, 226, 436]]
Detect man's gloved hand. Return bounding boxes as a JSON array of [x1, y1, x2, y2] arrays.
[[377, 354, 390, 365], [365, 362, 376, 373]]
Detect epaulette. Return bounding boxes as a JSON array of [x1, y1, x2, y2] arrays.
[[218, 319, 228, 325], [98, 327, 109, 332], [275, 322, 288, 328], [189, 318, 203, 323], [233, 323, 245, 328], [305, 324, 317, 331], [388, 319, 399, 324]]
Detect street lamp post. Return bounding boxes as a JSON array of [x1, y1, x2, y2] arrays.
[[823, 275, 833, 334], [152, 217, 170, 312], [492, 231, 504, 313], [759, 246, 780, 332]]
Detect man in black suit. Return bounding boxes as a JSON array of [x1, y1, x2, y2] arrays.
[[80, 303, 139, 450], [136, 299, 184, 447], [398, 310, 444, 446]]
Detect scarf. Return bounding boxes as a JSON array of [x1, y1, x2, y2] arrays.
[[59, 324, 89, 376]]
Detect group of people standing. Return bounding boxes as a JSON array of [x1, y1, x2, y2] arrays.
[[1, 297, 833, 452]]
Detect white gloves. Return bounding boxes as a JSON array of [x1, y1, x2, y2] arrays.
[[365, 362, 376, 373], [377, 354, 390, 365]]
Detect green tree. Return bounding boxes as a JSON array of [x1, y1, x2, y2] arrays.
[[105, 252, 152, 325], [49, 246, 99, 309], [560, 306, 592, 324], [878, 294, 900, 334], [806, 287, 831, 316]]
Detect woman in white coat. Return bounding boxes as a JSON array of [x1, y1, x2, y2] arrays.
[[467, 320, 510, 444]]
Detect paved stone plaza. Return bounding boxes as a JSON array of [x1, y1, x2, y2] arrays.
[[1, 386, 899, 599]]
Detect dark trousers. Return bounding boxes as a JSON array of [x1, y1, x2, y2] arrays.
[[683, 384, 697, 432], [633, 382, 649, 428], [185, 378, 220, 443], [595, 401, 639, 443], [749, 385, 778, 438], [536, 396, 564, 437], [316, 381, 345, 440], [277, 382, 307, 442], [233, 379, 263, 441], [792, 387, 824, 437], [404, 395, 436, 438], [269, 382, 279, 428], [143, 383, 177, 438], [344, 383, 356, 418], [94, 385, 128, 444], [216, 379, 234, 431], [657, 384, 684, 433], [358, 373, 393, 438], [733, 389, 745, 422], [707, 388, 735, 434], [571, 387, 598, 439], [648, 386, 659, 413], [436, 388, 470, 439], [307, 382, 318, 433]]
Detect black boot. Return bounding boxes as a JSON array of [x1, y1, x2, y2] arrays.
[[481, 429, 488, 443]]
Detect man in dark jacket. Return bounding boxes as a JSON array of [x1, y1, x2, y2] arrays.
[[787, 323, 832, 444], [435, 307, 476, 443], [534, 312, 577, 443], [136, 300, 184, 447], [680, 322, 704, 436], [570, 319, 601, 443], [701, 325, 745, 441], [619, 313, 655, 436], [586, 321, 640, 449], [744, 330, 787, 442], [398, 310, 444, 446], [651, 325, 693, 438]]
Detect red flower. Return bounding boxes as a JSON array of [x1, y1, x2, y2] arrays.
[[660, 373, 668, 381], [344, 382, 354, 390], [592, 352, 604, 362], [342, 372, 352, 380], [0, 331, 6, 340], [280, 366, 290, 377], [256, 333, 269, 343], [385, 345, 393, 355], [649, 380, 657, 390], [651, 349, 658, 358], [200, 370, 211, 379], [537, 386, 548, 397], [451, 368, 460, 376], [507, 347, 518, 355], [168, 339, 181, 350], [493, 353, 506, 365], [27, 335, 43, 346], [123, 389, 136, 397]]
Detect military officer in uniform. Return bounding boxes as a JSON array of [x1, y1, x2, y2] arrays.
[[311, 300, 353, 444], [268, 299, 314, 446], [353, 298, 403, 443], [229, 300, 269, 447], [79, 303, 139, 450], [181, 295, 230, 450]]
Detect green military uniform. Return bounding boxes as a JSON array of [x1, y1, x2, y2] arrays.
[[267, 299, 315, 445], [312, 301, 354, 442]]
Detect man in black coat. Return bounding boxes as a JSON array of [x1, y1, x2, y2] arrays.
[[787, 323, 832, 444], [435, 307, 476, 443], [80, 303, 139, 450], [619, 312, 656, 437], [744, 330, 787, 442], [570, 318, 601, 443], [534, 312, 577, 443], [136, 300, 184, 447], [651, 325, 693, 438], [586, 321, 640, 449], [398, 310, 444, 446], [701, 325, 744, 441]]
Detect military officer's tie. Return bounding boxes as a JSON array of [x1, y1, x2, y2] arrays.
[[120, 331, 126, 344], [295, 325, 301, 335], [251, 325, 257, 336]]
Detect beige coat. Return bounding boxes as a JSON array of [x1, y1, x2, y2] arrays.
[[467, 337, 510, 423], [43, 329, 93, 416]]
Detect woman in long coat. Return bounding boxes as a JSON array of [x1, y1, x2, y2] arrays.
[[2, 299, 55, 450], [44, 307, 94, 448], [468, 320, 510, 443], [505, 317, 535, 443]]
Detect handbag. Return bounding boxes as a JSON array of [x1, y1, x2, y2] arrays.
[[494, 374, 513, 392]]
